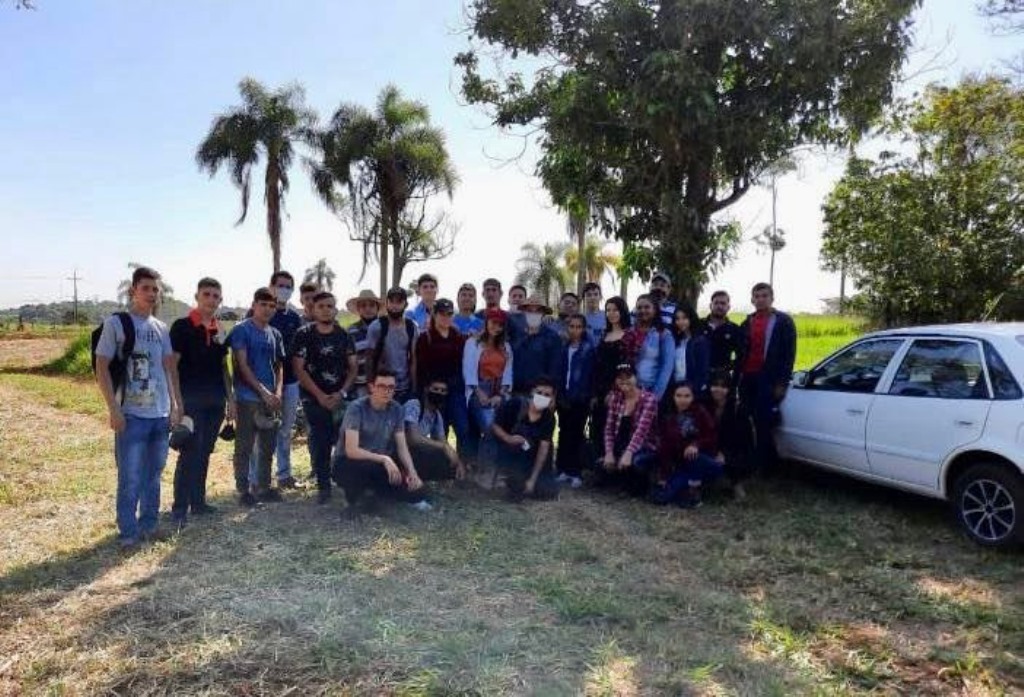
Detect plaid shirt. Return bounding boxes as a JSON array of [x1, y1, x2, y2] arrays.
[[603, 388, 659, 456]]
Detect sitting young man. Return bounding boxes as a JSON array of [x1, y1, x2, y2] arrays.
[[332, 368, 431, 514], [403, 378, 466, 482], [490, 376, 559, 500]]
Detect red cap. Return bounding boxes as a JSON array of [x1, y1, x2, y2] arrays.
[[484, 308, 508, 324]]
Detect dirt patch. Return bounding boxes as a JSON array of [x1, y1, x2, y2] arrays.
[[0, 339, 69, 370]]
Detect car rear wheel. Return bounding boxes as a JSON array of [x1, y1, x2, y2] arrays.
[[953, 463, 1024, 549]]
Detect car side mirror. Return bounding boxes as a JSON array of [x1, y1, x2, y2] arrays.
[[792, 371, 809, 388]]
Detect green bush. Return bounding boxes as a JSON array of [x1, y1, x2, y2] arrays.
[[45, 333, 93, 377]]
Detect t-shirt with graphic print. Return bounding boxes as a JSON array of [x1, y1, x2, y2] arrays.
[[95, 312, 173, 419], [291, 323, 354, 401], [228, 319, 285, 403]]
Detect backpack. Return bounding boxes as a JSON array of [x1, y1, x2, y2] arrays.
[[371, 316, 416, 376], [91, 312, 136, 399]]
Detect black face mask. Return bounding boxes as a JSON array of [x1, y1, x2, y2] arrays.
[[387, 309, 404, 320], [426, 391, 446, 407], [650, 288, 666, 302]]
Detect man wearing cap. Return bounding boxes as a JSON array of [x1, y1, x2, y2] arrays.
[[649, 271, 678, 327], [229, 287, 286, 506], [367, 287, 419, 404], [453, 283, 484, 336], [510, 295, 564, 395], [406, 273, 439, 331], [169, 277, 234, 528], [293, 291, 358, 504], [345, 289, 382, 400]]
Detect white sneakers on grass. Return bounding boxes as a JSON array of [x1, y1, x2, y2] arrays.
[[409, 500, 433, 512]]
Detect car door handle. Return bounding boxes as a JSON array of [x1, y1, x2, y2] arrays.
[[846, 408, 865, 415], [955, 420, 974, 427]]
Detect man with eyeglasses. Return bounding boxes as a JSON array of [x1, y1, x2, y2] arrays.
[[332, 368, 432, 515]]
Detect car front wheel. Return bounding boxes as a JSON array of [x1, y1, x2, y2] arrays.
[[953, 463, 1024, 549]]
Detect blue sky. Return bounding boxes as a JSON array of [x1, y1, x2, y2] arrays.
[[0, 0, 1017, 312]]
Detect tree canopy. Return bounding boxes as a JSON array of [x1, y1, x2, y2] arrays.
[[457, 0, 920, 301], [822, 77, 1024, 326]]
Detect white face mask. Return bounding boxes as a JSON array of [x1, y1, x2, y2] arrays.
[[525, 312, 543, 329], [276, 287, 293, 303], [531, 393, 552, 410]]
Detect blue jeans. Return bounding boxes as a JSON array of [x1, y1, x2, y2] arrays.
[[249, 381, 299, 484], [653, 453, 724, 504], [444, 388, 471, 458], [115, 415, 170, 541], [468, 386, 501, 463]]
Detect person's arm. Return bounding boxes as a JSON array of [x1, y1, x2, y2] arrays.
[[232, 347, 280, 409], [654, 330, 675, 399], [491, 403, 527, 447], [693, 337, 711, 395], [409, 324, 419, 394], [222, 353, 236, 421], [341, 351, 357, 395], [626, 393, 657, 455], [603, 395, 618, 461], [163, 350, 183, 427], [294, 354, 337, 408], [393, 430, 422, 489], [695, 405, 718, 454], [414, 333, 428, 393], [343, 428, 402, 484], [94, 318, 125, 432], [525, 439, 551, 493], [502, 343, 514, 393]]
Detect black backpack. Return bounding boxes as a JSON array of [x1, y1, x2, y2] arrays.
[[371, 316, 416, 376], [91, 312, 136, 398]]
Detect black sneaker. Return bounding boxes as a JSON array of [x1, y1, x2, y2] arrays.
[[239, 492, 257, 507], [317, 488, 331, 505], [258, 489, 283, 503], [191, 503, 218, 515]]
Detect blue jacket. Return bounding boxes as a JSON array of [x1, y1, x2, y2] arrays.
[[671, 333, 711, 394], [739, 310, 797, 386], [635, 328, 676, 399], [560, 337, 596, 405], [511, 325, 564, 393]]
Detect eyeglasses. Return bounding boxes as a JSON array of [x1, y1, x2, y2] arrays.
[[373, 384, 397, 392]]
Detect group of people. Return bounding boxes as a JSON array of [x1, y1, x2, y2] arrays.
[[95, 265, 796, 549]]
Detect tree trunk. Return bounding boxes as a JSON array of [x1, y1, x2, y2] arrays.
[[379, 213, 391, 299], [392, 242, 405, 291], [769, 249, 776, 288], [266, 161, 282, 272], [570, 211, 586, 295]]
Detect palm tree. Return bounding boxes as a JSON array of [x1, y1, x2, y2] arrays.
[[564, 235, 620, 289], [566, 207, 587, 295], [196, 78, 317, 272], [307, 84, 457, 297], [756, 155, 797, 288], [514, 242, 572, 307], [754, 224, 787, 287], [303, 258, 336, 292], [117, 262, 174, 306]]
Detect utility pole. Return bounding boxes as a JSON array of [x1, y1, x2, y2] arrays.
[[66, 268, 82, 324]]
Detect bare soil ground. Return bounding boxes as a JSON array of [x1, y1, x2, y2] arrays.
[[0, 339, 67, 370], [0, 340, 1020, 695]]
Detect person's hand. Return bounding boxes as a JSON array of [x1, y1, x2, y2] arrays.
[[405, 470, 423, 491], [715, 451, 725, 464], [602, 453, 615, 470], [684, 445, 699, 461], [319, 392, 341, 410], [170, 404, 183, 428], [262, 390, 282, 411], [109, 407, 126, 433], [489, 395, 502, 408], [225, 399, 237, 423], [506, 434, 528, 448], [524, 478, 536, 495], [618, 450, 634, 470], [454, 461, 467, 481], [380, 456, 403, 485]]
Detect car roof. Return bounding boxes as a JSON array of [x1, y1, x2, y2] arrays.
[[864, 322, 1024, 340]]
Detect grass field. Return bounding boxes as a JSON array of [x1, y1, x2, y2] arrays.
[[0, 328, 1022, 695]]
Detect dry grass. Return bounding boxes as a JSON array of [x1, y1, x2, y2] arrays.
[[0, 350, 1022, 695], [0, 339, 68, 370]]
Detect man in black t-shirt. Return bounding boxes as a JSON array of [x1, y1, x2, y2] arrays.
[[292, 292, 357, 503], [702, 290, 744, 376], [491, 376, 559, 500], [169, 277, 233, 525]]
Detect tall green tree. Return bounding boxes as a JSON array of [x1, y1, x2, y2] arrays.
[[822, 77, 1024, 326], [307, 85, 458, 297], [303, 258, 336, 292], [196, 78, 316, 273], [457, 0, 919, 303], [514, 241, 572, 307]]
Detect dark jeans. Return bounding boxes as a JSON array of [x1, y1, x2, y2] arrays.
[[409, 441, 457, 481], [589, 400, 608, 467], [595, 447, 657, 497], [331, 454, 426, 505], [738, 373, 781, 473], [652, 453, 725, 504], [556, 401, 590, 477], [495, 444, 558, 499], [172, 398, 224, 516], [304, 399, 342, 492], [443, 388, 472, 459], [233, 400, 278, 494]]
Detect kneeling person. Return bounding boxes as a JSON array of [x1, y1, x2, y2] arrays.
[[491, 377, 559, 500], [332, 369, 431, 512], [404, 379, 466, 482]]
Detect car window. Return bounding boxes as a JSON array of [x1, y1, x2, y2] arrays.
[[984, 342, 1022, 400], [888, 339, 989, 399], [807, 339, 903, 393]]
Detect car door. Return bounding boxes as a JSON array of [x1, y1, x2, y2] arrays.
[[778, 338, 905, 473], [867, 338, 992, 491]]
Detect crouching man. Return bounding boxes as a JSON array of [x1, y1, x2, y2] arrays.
[[403, 378, 467, 482], [332, 368, 432, 515], [491, 376, 560, 500]]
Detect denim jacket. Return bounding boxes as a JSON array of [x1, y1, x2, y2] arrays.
[[560, 337, 596, 405]]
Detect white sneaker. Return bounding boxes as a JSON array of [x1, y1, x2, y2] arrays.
[[569, 476, 583, 489], [409, 500, 433, 512], [555, 473, 572, 483]]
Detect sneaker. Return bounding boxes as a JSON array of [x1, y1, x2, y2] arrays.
[[317, 488, 332, 505], [258, 489, 283, 503], [140, 528, 174, 543], [568, 476, 583, 489], [191, 503, 218, 516], [170, 511, 188, 531], [239, 492, 257, 507], [409, 500, 433, 512], [278, 477, 303, 490], [555, 473, 572, 483], [117, 537, 140, 553]]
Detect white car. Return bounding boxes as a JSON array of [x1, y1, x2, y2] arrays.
[[778, 323, 1024, 549]]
